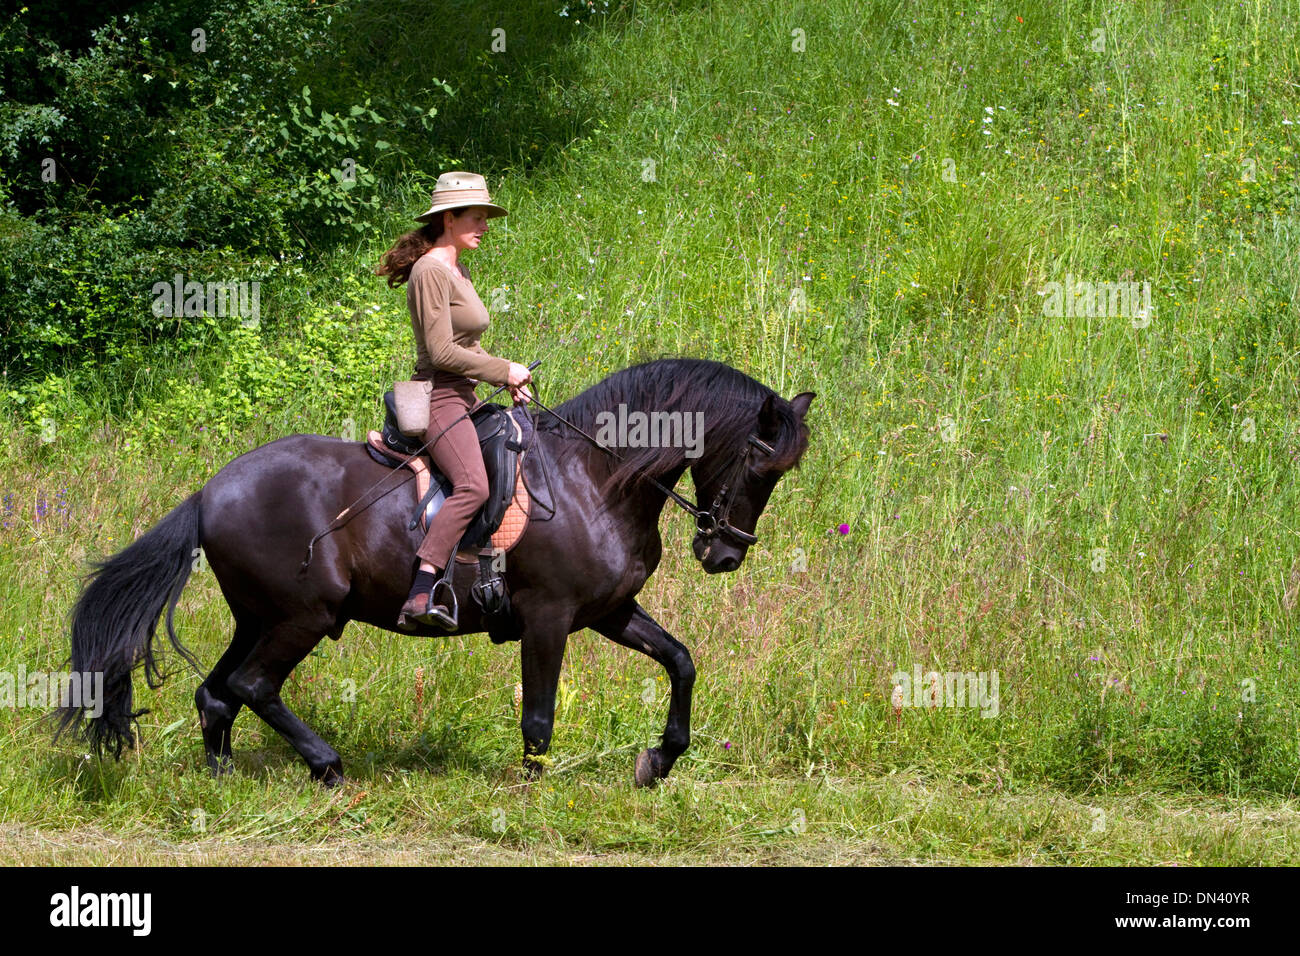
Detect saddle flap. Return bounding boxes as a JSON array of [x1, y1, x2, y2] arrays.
[[460, 404, 523, 549]]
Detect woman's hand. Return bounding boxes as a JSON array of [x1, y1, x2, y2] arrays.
[[507, 362, 533, 388], [506, 361, 533, 405]]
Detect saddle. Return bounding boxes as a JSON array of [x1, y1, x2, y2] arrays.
[[364, 390, 533, 640]]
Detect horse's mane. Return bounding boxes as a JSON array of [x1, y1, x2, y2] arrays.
[[535, 358, 810, 499]]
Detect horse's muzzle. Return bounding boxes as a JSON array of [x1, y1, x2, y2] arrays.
[[693, 534, 743, 573]]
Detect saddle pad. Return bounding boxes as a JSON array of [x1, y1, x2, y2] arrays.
[[365, 430, 436, 530], [365, 403, 535, 561], [455, 450, 531, 564]]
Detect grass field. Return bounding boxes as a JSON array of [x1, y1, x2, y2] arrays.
[[3, 0, 1299, 864]]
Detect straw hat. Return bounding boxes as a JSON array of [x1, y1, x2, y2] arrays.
[[414, 171, 508, 223]]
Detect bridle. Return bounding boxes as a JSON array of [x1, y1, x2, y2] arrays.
[[691, 433, 775, 547], [522, 390, 776, 549]]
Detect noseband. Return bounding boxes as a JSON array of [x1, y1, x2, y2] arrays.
[[693, 433, 774, 547]]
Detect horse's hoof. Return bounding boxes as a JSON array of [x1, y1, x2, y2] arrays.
[[634, 748, 664, 787], [206, 755, 234, 778], [313, 764, 344, 787]]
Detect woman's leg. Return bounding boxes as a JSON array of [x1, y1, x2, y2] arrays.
[[417, 395, 490, 570], [399, 384, 490, 627]]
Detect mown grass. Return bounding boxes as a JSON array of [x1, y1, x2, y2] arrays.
[[3, 0, 1299, 863]]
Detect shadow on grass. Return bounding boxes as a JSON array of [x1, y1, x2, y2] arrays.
[[215, 717, 509, 784], [321, 0, 710, 178], [38, 752, 137, 803]]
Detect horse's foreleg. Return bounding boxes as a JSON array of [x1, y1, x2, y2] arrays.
[[226, 621, 343, 785], [518, 617, 569, 779], [593, 601, 695, 787]]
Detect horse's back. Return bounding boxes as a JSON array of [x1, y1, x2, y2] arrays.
[[202, 433, 374, 514], [198, 434, 393, 610]]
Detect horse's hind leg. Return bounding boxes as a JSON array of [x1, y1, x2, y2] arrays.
[[226, 620, 344, 785], [195, 614, 258, 776]]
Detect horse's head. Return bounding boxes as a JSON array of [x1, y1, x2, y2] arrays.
[[690, 390, 815, 573]]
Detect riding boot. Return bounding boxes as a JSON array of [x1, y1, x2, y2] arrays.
[[396, 566, 458, 632]]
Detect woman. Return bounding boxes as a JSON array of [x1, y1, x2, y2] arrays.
[[374, 171, 533, 631]]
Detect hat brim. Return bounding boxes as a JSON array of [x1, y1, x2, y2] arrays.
[[415, 202, 508, 223]]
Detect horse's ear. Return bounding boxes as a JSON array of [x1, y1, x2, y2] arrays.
[[790, 392, 815, 418]]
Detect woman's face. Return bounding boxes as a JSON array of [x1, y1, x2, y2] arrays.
[[444, 206, 492, 252]]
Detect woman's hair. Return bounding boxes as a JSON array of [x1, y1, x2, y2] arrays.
[[373, 211, 459, 287]]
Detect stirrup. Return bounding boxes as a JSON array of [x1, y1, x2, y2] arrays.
[[416, 575, 459, 631]]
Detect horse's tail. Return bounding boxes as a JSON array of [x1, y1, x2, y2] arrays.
[[54, 491, 205, 758]]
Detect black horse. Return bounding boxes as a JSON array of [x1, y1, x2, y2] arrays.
[[56, 358, 814, 786]]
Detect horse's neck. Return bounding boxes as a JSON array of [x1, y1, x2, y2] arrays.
[[621, 459, 691, 533], [538, 425, 694, 522]]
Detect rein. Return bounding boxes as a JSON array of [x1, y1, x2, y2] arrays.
[[300, 361, 775, 571], [522, 390, 775, 547]]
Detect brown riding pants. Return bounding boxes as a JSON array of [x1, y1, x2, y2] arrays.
[[415, 374, 489, 570]]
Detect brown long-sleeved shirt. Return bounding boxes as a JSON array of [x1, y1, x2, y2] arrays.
[[408, 253, 512, 386]]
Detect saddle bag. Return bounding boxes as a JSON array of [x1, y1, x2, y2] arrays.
[[393, 379, 432, 437], [382, 390, 426, 457]]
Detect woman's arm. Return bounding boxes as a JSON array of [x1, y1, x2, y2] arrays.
[[409, 266, 511, 385]]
